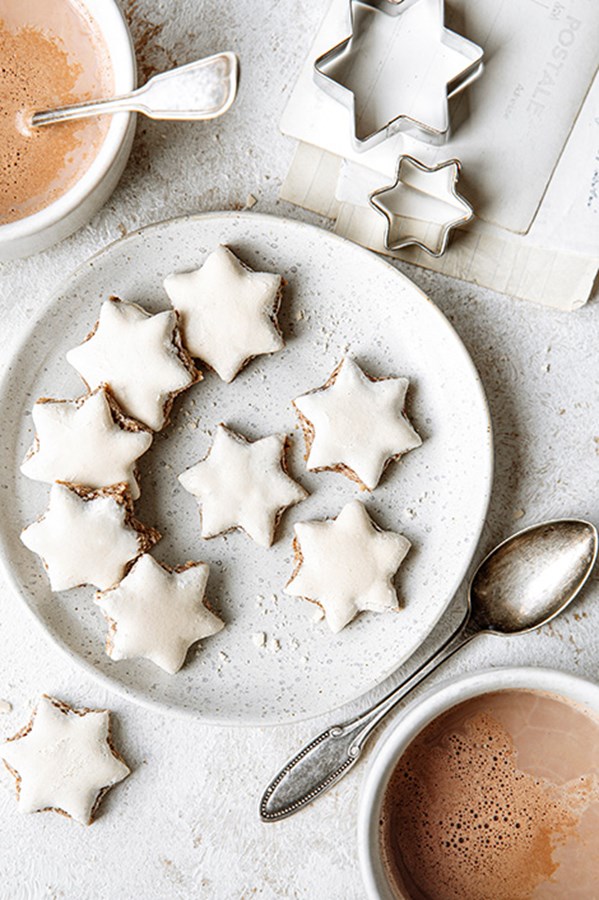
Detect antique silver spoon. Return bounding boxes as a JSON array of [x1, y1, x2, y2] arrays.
[[30, 52, 239, 128], [260, 518, 598, 821]]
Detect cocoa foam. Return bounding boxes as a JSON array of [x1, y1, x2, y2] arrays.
[[0, 0, 112, 224], [380, 690, 599, 900]]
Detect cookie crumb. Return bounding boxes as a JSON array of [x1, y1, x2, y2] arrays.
[[245, 193, 258, 209], [0, 699, 12, 714], [512, 508, 525, 520], [270, 638, 281, 653], [252, 632, 266, 648]]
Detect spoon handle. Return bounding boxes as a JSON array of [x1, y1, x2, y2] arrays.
[[31, 52, 239, 127], [259, 614, 479, 822]]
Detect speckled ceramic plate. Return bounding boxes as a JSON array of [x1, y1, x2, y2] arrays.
[[0, 212, 492, 724]]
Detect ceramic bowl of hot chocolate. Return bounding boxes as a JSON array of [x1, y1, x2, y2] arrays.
[[0, 0, 136, 261], [358, 667, 599, 900]]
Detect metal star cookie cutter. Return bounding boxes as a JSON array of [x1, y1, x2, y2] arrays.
[[369, 155, 474, 256], [313, 0, 484, 150]]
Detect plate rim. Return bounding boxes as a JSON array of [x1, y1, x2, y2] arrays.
[[0, 210, 494, 726]]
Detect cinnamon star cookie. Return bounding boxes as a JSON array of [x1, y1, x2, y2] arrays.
[[20, 387, 152, 500], [2, 695, 130, 825], [178, 424, 307, 547], [164, 245, 284, 383], [66, 297, 199, 431], [285, 499, 410, 633], [21, 482, 160, 591], [95, 554, 224, 674], [293, 356, 421, 491]]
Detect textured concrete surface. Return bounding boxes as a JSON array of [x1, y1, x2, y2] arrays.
[[0, 1, 598, 897]]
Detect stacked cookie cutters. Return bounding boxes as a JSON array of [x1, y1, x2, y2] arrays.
[[313, 0, 482, 255]]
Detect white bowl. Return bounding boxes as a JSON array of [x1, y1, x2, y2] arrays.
[[0, 0, 136, 261], [358, 666, 599, 900]]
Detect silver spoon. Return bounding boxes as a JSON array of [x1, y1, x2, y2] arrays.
[[260, 518, 598, 822], [30, 52, 239, 128]]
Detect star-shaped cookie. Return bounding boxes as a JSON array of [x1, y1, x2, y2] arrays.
[[2, 695, 130, 825], [285, 500, 410, 633], [164, 245, 284, 383], [95, 554, 224, 674], [21, 482, 160, 591], [66, 298, 199, 431], [20, 387, 152, 500], [178, 424, 307, 547], [293, 357, 421, 491]]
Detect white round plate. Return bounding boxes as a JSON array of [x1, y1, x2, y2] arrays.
[[0, 212, 492, 724]]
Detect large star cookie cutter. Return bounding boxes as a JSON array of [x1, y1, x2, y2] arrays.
[[369, 155, 474, 256], [314, 0, 484, 149]]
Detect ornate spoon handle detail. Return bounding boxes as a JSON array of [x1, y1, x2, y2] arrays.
[[260, 616, 477, 821]]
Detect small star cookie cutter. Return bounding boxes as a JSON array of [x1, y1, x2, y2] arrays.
[[313, 0, 484, 150], [369, 155, 474, 257]]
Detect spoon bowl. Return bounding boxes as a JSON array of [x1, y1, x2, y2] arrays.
[[470, 519, 598, 634]]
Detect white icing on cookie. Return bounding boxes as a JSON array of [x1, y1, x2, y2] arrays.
[[285, 499, 410, 633], [66, 298, 198, 431], [95, 554, 224, 674], [20, 388, 152, 500], [293, 356, 422, 491], [2, 695, 129, 825], [178, 424, 307, 547], [164, 245, 284, 383], [21, 483, 157, 591]]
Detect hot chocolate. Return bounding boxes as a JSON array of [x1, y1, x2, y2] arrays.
[[0, 0, 112, 225], [380, 690, 599, 900]]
